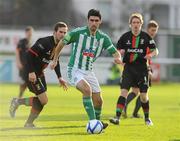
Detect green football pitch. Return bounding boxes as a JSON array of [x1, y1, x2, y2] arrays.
[[0, 83, 180, 141]]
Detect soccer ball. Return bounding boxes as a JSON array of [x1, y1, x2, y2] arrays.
[[86, 119, 103, 134]]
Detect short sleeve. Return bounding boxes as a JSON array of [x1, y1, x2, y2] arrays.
[[103, 35, 117, 55], [116, 36, 124, 50], [148, 38, 156, 51], [62, 28, 79, 45]]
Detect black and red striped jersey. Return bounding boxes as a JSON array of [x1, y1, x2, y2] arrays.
[[26, 36, 61, 78], [117, 31, 156, 66]]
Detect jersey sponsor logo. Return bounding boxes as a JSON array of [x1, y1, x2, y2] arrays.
[[82, 49, 95, 58], [46, 51, 51, 55], [127, 48, 143, 53], [126, 40, 131, 45]]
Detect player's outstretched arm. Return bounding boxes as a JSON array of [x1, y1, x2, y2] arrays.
[[144, 48, 159, 60], [50, 40, 65, 69], [112, 51, 124, 65]]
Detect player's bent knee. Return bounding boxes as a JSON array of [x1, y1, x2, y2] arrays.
[[38, 93, 48, 105], [41, 99, 48, 105], [121, 89, 128, 98], [140, 94, 148, 103], [82, 86, 92, 96]]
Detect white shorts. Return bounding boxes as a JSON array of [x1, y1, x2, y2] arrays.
[[67, 67, 101, 93]]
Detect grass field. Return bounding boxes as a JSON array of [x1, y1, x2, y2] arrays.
[[0, 83, 180, 141]]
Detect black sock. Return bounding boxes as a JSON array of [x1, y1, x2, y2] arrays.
[[124, 92, 137, 113], [133, 96, 141, 115], [18, 91, 23, 98], [26, 97, 44, 124], [141, 100, 149, 120], [116, 96, 126, 119]]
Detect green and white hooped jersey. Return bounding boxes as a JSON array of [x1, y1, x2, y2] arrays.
[[63, 26, 117, 71]]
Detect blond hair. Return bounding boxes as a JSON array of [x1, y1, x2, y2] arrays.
[[129, 12, 143, 24]]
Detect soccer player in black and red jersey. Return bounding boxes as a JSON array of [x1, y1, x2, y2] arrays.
[[109, 13, 158, 126], [9, 22, 68, 128], [16, 26, 33, 98], [122, 20, 159, 118]]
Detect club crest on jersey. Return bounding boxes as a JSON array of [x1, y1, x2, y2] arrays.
[[95, 40, 100, 47], [42, 58, 51, 63], [83, 49, 95, 58], [46, 51, 51, 55], [126, 40, 131, 45], [140, 39, 144, 44]]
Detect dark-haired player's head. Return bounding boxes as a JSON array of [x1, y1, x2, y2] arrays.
[[87, 9, 102, 35], [147, 20, 159, 38], [53, 22, 68, 42], [25, 26, 33, 40]]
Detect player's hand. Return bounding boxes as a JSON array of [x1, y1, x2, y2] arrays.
[[50, 61, 57, 70], [148, 70, 153, 79], [17, 62, 23, 70], [59, 77, 68, 91], [144, 54, 152, 60], [29, 72, 37, 83], [114, 57, 124, 66], [120, 49, 125, 56]]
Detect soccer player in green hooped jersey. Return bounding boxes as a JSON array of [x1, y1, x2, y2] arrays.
[[51, 9, 123, 130]]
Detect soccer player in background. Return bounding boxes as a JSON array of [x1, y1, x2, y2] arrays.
[[9, 22, 68, 128], [122, 20, 159, 118], [16, 26, 33, 98], [109, 13, 158, 126], [50, 9, 123, 130]]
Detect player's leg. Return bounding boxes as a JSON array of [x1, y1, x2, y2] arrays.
[[109, 67, 132, 125], [24, 92, 47, 127], [139, 72, 153, 126], [85, 71, 102, 120], [92, 93, 102, 120], [86, 71, 108, 129], [109, 89, 128, 125], [67, 67, 96, 120], [18, 83, 27, 98], [139, 92, 153, 125], [18, 69, 27, 98], [132, 95, 142, 118], [123, 87, 139, 118], [10, 75, 47, 127], [76, 79, 96, 120]]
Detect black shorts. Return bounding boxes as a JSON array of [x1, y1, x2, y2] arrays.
[[19, 68, 28, 82], [120, 64, 149, 93], [27, 75, 47, 95]]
